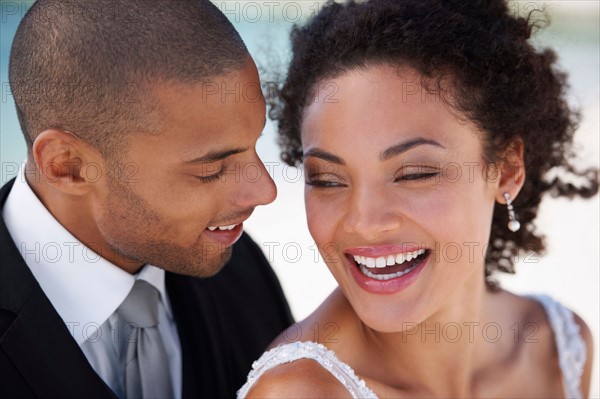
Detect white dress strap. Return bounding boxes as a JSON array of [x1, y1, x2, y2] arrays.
[[529, 294, 587, 399], [237, 341, 378, 398]]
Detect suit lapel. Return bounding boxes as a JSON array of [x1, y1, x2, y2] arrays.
[[0, 179, 117, 398], [1, 291, 117, 398], [166, 272, 204, 398], [166, 272, 232, 398]]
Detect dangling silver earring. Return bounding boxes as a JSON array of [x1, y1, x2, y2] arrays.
[[503, 192, 520, 232]]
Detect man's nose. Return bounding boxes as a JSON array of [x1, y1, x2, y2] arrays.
[[231, 157, 277, 208]]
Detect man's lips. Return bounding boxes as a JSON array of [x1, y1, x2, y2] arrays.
[[206, 223, 238, 231], [203, 221, 246, 246]]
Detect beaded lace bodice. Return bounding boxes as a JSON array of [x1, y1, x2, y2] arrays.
[[530, 294, 587, 398], [238, 294, 586, 398], [237, 340, 377, 398]]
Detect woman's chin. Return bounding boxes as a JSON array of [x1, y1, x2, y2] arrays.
[[344, 292, 430, 334]]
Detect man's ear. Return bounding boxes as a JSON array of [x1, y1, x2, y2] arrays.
[[32, 129, 104, 195], [495, 138, 526, 204]]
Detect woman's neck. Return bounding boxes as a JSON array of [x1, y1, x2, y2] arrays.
[[357, 275, 513, 397]]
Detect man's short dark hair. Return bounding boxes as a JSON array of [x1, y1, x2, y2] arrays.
[[9, 0, 248, 156]]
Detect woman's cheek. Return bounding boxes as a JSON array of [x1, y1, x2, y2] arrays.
[[305, 194, 340, 243]]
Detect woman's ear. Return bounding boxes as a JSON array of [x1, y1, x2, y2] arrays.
[[495, 138, 525, 204], [32, 129, 104, 196]]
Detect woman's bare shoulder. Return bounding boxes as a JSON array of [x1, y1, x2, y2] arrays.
[[248, 289, 366, 398], [245, 358, 351, 399], [270, 287, 355, 349]]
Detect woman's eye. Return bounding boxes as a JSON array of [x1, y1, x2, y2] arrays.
[[396, 172, 440, 182], [394, 164, 441, 182], [305, 174, 345, 188], [195, 165, 226, 183], [306, 180, 343, 188]]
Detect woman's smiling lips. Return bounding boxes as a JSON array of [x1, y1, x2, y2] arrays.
[[345, 245, 431, 294], [346, 244, 424, 258]]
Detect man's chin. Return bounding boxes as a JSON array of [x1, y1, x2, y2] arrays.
[[109, 242, 234, 278], [167, 247, 234, 278], [197, 254, 233, 278]]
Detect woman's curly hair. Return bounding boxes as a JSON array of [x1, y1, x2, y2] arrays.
[[270, 0, 599, 287]]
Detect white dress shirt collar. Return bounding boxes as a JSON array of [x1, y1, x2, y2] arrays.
[[2, 164, 174, 345]]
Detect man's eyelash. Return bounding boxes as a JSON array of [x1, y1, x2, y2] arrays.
[[196, 166, 226, 183]]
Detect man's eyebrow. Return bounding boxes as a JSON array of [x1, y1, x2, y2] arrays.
[[302, 148, 346, 165], [185, 122, 266, 164], [184, 147, 248, 164], [380, 137, 445, 161]]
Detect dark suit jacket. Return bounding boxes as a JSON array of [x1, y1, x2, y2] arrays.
[[0, 178, 294, 398]]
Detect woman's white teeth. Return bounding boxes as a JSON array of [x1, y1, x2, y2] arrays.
[[353, 248, 426, 269], [360, 264, 418, 280], [207, 224, 237, 231]]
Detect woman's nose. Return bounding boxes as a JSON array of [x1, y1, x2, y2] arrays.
[[342, 185, 403, 238]]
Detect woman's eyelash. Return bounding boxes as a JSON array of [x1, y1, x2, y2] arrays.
[[306, 171, 440, 187], [196, 166, 226, 183], [305, 171, 345, 188], [306, 180, 342, 188], [305, 168, 440, 187], [396, 172, 440, 181]]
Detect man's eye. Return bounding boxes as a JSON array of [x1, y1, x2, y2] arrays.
[[196, 165, 226, 183]]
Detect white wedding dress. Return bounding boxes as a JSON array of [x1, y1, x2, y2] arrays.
[[238, 294, 587, 399]]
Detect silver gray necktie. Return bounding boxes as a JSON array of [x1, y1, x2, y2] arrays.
[[116, 280, 173, 399]]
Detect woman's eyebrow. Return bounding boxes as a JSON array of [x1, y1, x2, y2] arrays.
[[302, 148, 346, 165], [380, 137, 445, 161], [303, 138, 444, 165]]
